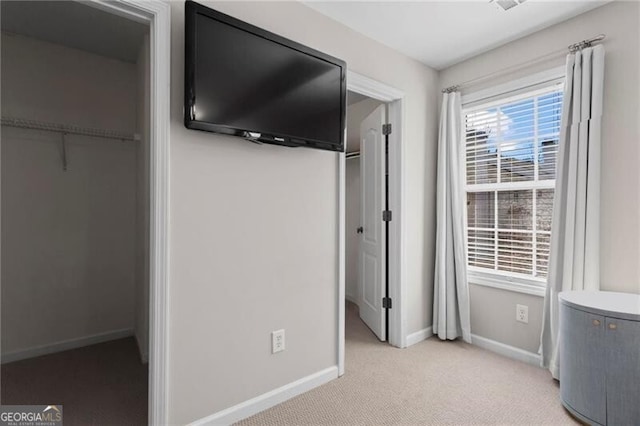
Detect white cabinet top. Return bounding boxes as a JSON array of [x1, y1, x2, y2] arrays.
[[559, 291, 640, 321]]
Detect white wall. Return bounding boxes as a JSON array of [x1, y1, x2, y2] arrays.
[[134, 34, 150, 363], [167, 1, 438, 423], [438, 1, 640, 353], [1, 34, 139, 358]]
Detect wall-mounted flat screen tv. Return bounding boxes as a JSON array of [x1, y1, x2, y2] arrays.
[[184, 1, 346, 152]]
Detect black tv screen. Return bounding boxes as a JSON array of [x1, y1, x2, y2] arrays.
[[184, 1, 346, 152]]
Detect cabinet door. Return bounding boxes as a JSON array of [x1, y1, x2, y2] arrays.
[[560, 305, 606, 425], [605, 317, 640, 425]]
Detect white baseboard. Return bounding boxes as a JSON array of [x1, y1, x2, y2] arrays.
[[1, 328, 134, 364], [471, 334, 541, 367], [189, 366, 339, 426], [405, 327, 433, 347]]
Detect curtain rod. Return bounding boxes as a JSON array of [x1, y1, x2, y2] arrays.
[[1, 117, 139, 142], [442, 34, 606, 94]]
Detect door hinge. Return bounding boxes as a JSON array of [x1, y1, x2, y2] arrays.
[[382, 123, 392, 135], [382, 297, 392, 309], [382, 210, 392, 222]]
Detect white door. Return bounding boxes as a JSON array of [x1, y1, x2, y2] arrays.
[[358, 105, 386, 341]]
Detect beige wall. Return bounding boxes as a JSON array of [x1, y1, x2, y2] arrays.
[[1, 35, 139, 356], [346, 98, 384, 153], [469, 286, 544, 353], [134, 34, 151, 363], [167, 1, 438, 423], [439, 1, 640, 352], [1, 34, 137, 133]]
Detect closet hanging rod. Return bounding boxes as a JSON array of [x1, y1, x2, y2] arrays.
[[346, 152, 360, 159], [1, 117, 139, 142]]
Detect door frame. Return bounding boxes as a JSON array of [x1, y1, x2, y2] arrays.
[[338, 71, 405, 376], [75, 1, 171, 424]]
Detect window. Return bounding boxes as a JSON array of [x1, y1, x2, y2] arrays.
[[464, 86, 563, 287]]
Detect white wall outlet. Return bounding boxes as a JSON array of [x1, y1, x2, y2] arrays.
[[516, 304, 529, 323], [271, 329, 285, 354]]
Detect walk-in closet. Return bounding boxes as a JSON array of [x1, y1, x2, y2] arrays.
[[1, 1, 151, 423]]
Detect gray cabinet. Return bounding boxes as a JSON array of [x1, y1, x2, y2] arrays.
[[605, 317, 640, 425], [559, 291, 640, 426], [560, 305, 606, 424]]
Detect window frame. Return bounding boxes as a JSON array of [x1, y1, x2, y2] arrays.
[[461, 67, 565, 297]]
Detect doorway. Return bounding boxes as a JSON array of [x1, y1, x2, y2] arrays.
[[339, 72, 405, 376], [345, 92, 387, 341], [0, 1, 170, 423]]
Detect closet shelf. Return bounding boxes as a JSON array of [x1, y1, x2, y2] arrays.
[[1, 116, 139, 142]]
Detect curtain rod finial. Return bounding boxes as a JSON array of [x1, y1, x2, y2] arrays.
[[568, 33, 606, 52]]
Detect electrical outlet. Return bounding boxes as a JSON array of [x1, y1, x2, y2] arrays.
[[271, 329, 285, 354], [516, 304, 529, 323]]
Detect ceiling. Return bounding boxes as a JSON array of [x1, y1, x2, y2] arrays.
[[304, 0, 609, 70], [1, 1, 608, 68], [1, 1, 148, 63]]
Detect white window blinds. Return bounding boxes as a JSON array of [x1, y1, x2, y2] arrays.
[[464, 86, 563, 281]]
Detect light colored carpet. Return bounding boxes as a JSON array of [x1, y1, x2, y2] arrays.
[[1, 337, 148, 426], [238, 302, 578, 425]]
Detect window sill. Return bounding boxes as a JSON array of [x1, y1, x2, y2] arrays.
[[468, 271, 546, 297]]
